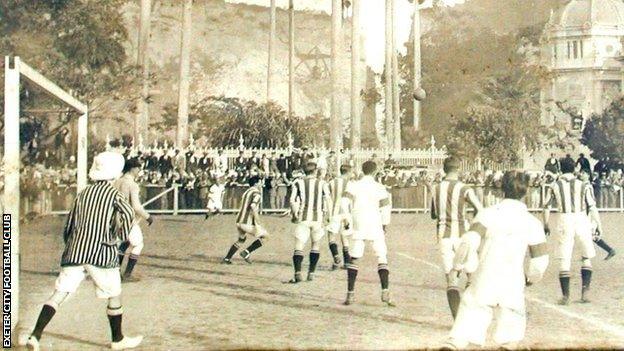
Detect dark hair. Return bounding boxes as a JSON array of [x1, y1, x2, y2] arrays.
[[362, 161, 377, 175], [502, 171, 530, 200], [304, 162, 317, 175], [340, 164, 352, 175], [122, 158, 142, 174], [248, 175, 261, 187], [560, 158, 575, 174], [443, 157, 460, 173]]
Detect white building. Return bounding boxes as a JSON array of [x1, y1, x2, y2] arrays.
[[542, 0, 624, 126]]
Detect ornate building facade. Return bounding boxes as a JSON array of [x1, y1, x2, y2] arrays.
[[542, 0, 624, 126]]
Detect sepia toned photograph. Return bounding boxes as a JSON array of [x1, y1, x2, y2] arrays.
[[1, 0, 624, 349]]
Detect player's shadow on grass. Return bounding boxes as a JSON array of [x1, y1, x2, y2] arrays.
[[43, 331, 108, 349], [142, 255, 444, 291], [152, 272, 450, 331], [22, 269, 59, 277]]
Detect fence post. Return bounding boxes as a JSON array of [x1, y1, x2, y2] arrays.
[[173, 184, 179, 216], [620, 189, 623, 213], [423, 184, 428, 213]]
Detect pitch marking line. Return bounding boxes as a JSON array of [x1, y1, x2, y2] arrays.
[[396, 251, 624, 340]]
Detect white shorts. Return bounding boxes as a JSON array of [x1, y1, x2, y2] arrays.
[[294, 221, 325, 243], [237, 224, 268, 239], [121, 224, 145, 256], [55, 265, 122, 299], [327, 214, 348, 234], [450, 297, 526, 347], [440, 237, 461, 274], [207, 198, 223, 212], [555, 213, 596, 262], [349, 238, 388, 264]]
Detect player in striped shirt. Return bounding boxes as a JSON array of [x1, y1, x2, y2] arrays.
[[288, 162, 332, 283], [326, 164, 354, 270], [543, 160, 603, 305], [431, 157, 483, 319], [221, 176, 269, 264]]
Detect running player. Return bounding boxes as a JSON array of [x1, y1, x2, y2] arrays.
[[341, 161, 393, 306], [115, 158, 154, 282], [288, 162, 332, 283], [578, 171, 616, 260], [431, 157, 483, 319], [443, 171, 549, 349], [327, 164, 354, 270], [543, 159, 603, 304], [222, 176, 268, 264]]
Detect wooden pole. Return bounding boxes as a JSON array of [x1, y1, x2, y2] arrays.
[[77, 111, 88, 192], [384, 0, 394, 148], [413, 0, 422, 129], [331, 0, 343, 150], [392, 0, 401, 150], [4, 56, 20, 334], [267, 0, 276, 102], [288, 0, 295, 118], [176, 0, 193, 148], [350, 0, 361, 149], [138, 0, 152, 144]]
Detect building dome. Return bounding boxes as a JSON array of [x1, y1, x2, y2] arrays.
[[553, 0, 624, 29]]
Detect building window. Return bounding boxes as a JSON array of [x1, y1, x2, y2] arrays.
[[567, 42, 571, 59], [573, 41, 578, 59], [553, 44, 558, 59], [580, 41, 584, 58]]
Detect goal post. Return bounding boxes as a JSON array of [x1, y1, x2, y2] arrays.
[[3, 56, 88, 336]]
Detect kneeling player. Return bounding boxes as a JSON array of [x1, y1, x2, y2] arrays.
[[327, 164, 354, 269], [222, 176, 268, 264], [444, 171, 549, 349], [342, 161, 394, 306]]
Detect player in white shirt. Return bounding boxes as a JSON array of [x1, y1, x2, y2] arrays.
[[543, 159, 602, 305], [341, 161, 393, 306], [443, 171, 549, 349], [205, 175, 226, 219], [115, 158, 154, 282]]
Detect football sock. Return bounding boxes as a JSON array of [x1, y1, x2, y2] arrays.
[[124, 254, 139, 276], [225, 243, 240, 260], [31, 304, 56, 340], [347, 259, 359, 292], [107, 313, 124, 343], [245, 239, 263, 254], [559, 271, 571, 298], [446, 287, 461, 319], [293, 250, 304, 273], [594, 239, 614, 254], [342, 247, 351, 264], [309, 250, 320, 273], [329, 243, 339, 260], [118, 241, 130, 266], [378, 263, 389, 290], [581, 267, 592, 291]]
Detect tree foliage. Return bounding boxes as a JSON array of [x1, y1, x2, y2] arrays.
[[158, 96, 329, 149], [582, 98, 624, 163], [446, 66, 544, 163]]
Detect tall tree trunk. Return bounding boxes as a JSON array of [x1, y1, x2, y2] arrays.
[[350, 0, 361, 149], [384, 0, 394, 148], [137, 0, 151, 146], [413, 0, 422, 130], [176, 0, 193, 148], [392, 0, 401, 150], [267, 0, 276, 102], [331, 0, 343, 150], [288, 0, 295, 118]]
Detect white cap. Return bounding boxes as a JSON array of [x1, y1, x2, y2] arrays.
[[89, 152, 125, 181]]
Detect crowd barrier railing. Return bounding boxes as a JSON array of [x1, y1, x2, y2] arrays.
[[28, 183, 624, 217]]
